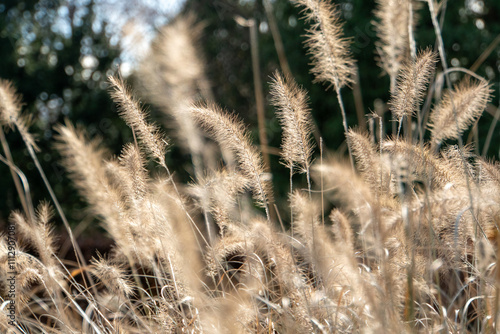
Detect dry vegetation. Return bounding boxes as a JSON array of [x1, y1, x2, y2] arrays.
[[1, 0, 500, 333]]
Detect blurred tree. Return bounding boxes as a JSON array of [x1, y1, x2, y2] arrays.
[[0, 0, 124, 224]]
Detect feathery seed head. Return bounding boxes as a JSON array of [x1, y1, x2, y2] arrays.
[[109, 76, 168, 166], [138, 14, 208, 158], [0, 79, 37, 149], [389, 48, 437, 121], [346, 129, 391, 196], [270, 72, 315, 173], [189, 169, 249, 230], [329, 209, 354, 250], [0, 79, 22, 127], [154, 13, 206, 90], [382, 139, 468, 190], [55, 123, 127, 233], [373, 0, 412, 78], [429, 79, 492, 144], [294, 0, 356, 90], [91, 255, 134, 297], [118, 143, 148, 202], [13, 202, 58, 266], [190, 103, 271, 209], [290, 190, 320, 241]]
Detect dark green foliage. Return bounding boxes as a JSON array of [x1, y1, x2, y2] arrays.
[[0, 0, 124, 224]]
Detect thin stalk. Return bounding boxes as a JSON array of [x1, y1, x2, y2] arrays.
[[408, 1, 417, 61], [406, 107, 413, 142], [353, 67, 366, 132], [263, 0, 292, 78], [417, 76, 436, 144], [0, 153, 35, 222], [415, 69, 437, 144], [191, 149, 214, 244], [203, 206, 214, 245], [470, 34, 500, 73], [473, 122, 480, 156], [389, 71, 397, 96], [397, 117, 404, 139], [439, 0, 448, 29], [379, 116, 383, 159], [249, 17, 276, 223], [320, 137, 324, 226], [0, 126, 29, 218], [390, 75, 397, 136], [306, 167, 312, 200], [482, 99, 500, 157], [250, 19, 271, 175], [274, 203, 286, 234], [335, 84, 355, 170]]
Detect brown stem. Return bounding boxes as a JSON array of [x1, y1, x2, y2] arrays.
[[263, 0, 292, 78], [249, 17, 277, 223]]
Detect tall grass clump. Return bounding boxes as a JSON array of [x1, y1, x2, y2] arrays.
[[1, 1, 500, 333]]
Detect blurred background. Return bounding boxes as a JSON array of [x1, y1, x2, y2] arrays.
[[1, 0, 499, 255]]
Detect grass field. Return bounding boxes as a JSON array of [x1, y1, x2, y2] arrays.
[[1, 0, 500, 332]]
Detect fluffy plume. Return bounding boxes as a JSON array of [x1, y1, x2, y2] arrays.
[[108, 76, 168, 166], [190, 103, 271, 211], [54, 123, 126, 234], [0, 79, 37, 150], [291, 191, 364, 311], [346, 129, 391, 196], [0, 79, 22, 126], [189, 169, 249, 232], [311, 159, 382, 231], [13, 202, 57, 266], [91, 255, 134, 297], [382, 139, 468, 190], [140, 13, 210, 100], [293, 0, 356, 90], [270, 71, 315, 173], [329, 209, 354, 253], [117, 143, 148, 203], [137, 14, 209, 170], [478, 159, 500, 188], [373, 0, 411, 80], [429, 79, 492, 144], [389, 48, 437, 121], [290, 190, 320, 244], [0, 239, 45, 305]]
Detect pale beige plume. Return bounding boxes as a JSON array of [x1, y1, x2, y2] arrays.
[[429, 79, 491, 144], [270, 71, 315, 173]]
